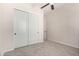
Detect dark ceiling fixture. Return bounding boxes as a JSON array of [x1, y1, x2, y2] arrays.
[[40, 3, 54, 10], [41, 3, 50, 9], [51, 4, 54, 10]]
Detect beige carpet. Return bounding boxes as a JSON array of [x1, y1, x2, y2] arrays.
[[4, 40, 79, 56]]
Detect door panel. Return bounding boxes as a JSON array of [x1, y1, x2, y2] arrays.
[[13, 9, 43, 48], [14, 9, 29, 48], [29, 13, 39, 44]]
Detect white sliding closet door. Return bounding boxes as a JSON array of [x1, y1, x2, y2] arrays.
[[14, 9, 43, 48], [14, 9, 29, 48], [29, 13, 39, 44]]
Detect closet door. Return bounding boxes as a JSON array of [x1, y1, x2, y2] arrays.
[[14, 9, 29, 48], [29, 13, 39, 44]]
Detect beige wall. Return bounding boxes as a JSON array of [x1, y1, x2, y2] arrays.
[[0, 4, 43, 55], [45, 3, 79, 48], [0, 4, 3, 55]]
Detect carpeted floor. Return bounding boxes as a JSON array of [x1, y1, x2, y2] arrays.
[[4, 40, 79, 56]]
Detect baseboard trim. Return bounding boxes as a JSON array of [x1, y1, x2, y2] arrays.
[[1, 48, 14, 56], [49, 39, 79, 49], [29, 40, 44, 45]]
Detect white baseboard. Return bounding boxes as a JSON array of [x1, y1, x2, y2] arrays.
[[1, 48, 14, 56], [29, 40, 44, 45], [49, 39, 79, 49]]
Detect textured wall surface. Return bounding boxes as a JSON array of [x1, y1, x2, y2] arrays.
[[46, 3, 79, 48]]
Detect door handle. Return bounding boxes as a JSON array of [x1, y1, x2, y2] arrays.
[[14, 33, 16, 35]]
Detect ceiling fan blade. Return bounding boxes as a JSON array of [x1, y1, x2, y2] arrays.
[[41, 3, 50, 9]]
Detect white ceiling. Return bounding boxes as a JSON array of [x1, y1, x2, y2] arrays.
[[30, 3, 65, 14], [31, 3, 47, 8]]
